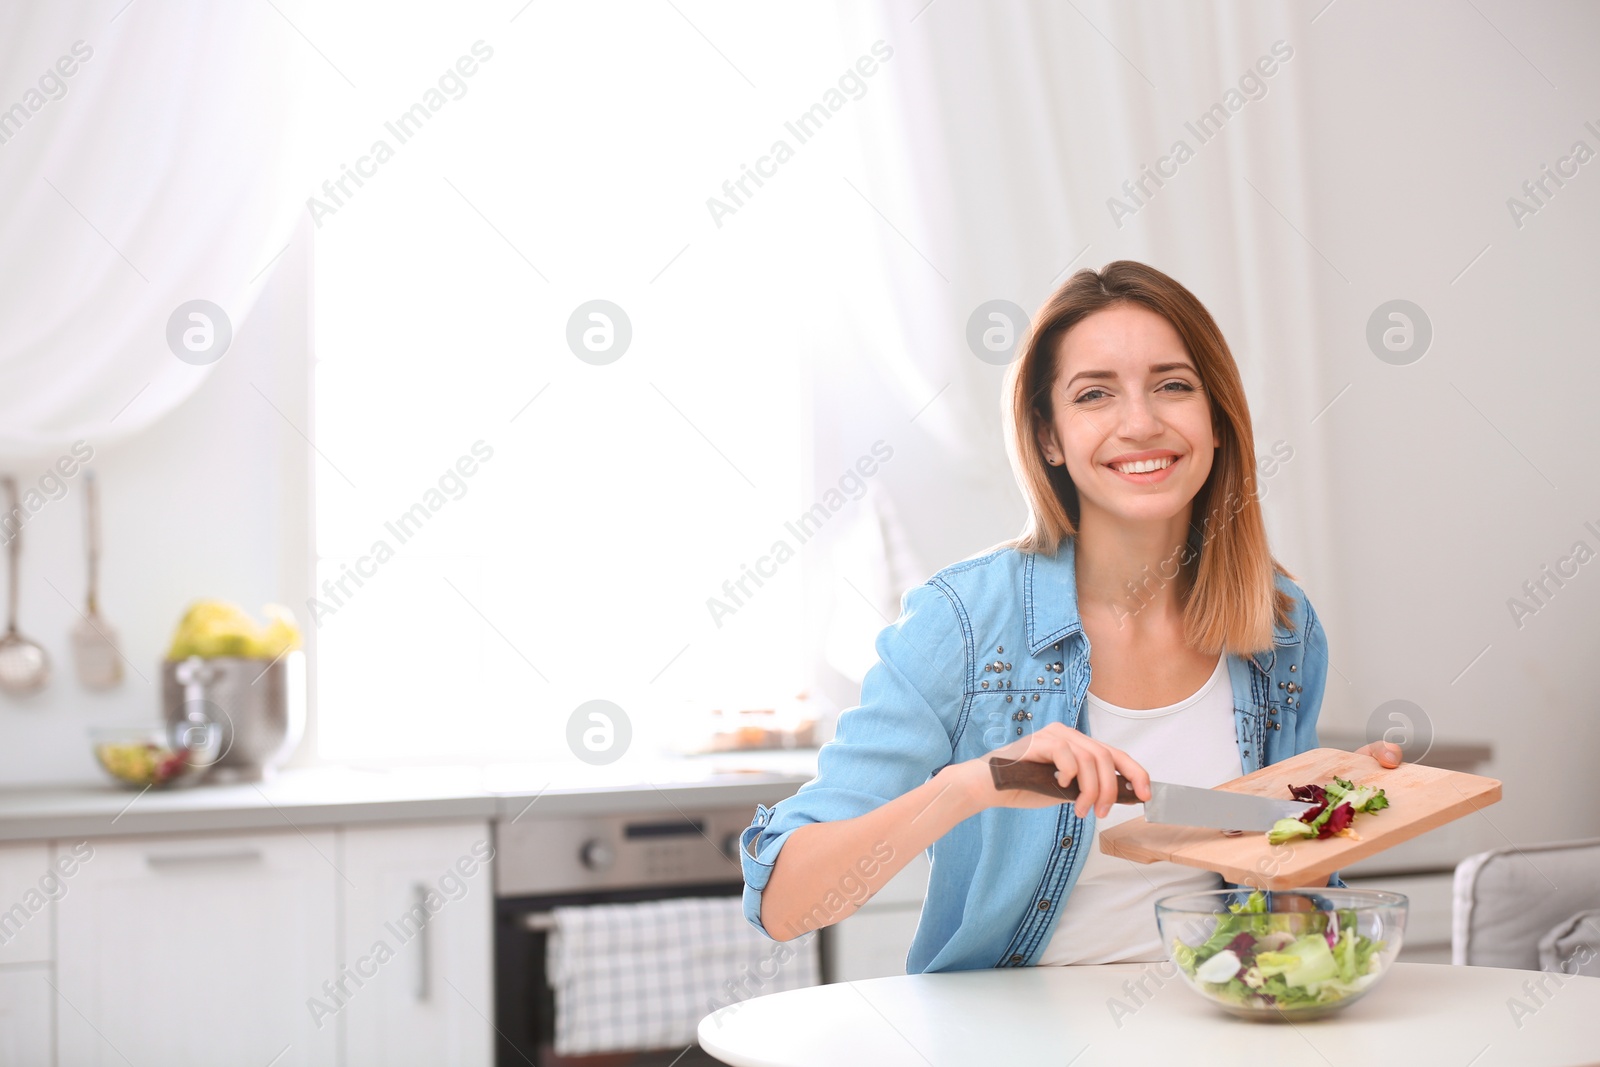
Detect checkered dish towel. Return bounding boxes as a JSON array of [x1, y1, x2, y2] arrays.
[[546, 896, 820, 1055]]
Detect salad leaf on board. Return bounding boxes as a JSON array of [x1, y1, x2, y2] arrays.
[[1266, 776, 1390, 845]]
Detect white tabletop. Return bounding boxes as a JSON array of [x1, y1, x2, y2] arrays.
[[698, 961, 1600, 1066]]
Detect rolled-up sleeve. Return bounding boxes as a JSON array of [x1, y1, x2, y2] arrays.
[[740, 580, 966, 938]]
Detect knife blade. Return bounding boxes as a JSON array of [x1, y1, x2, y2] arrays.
[[987, 756, 1314, 831]]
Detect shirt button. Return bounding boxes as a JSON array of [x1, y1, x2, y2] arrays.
[[1009, 954, 1024, 964], [1060, 835, 1073, 848], [1037, 899, 1051, 911]]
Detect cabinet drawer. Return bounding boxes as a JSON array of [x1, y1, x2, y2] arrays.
[[0, 842, 58, 965], [56, 828, 339, 1066], [0, 967, 52, 1065]]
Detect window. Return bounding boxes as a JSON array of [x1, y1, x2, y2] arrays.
[[309, 1, 871, 763]]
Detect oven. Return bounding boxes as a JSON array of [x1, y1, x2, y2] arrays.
[[494, 804, 808, 1066]]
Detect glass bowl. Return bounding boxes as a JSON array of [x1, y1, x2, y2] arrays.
[[91, 723, 222, 789], [1155, 887, 1408, 1021]]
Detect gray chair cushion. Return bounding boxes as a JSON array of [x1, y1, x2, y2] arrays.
[[1538, 909, 1600, 977], [1453, 836, 1600, 970]]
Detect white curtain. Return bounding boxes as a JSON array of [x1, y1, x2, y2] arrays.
[[816, 0, 1338, 636], [0, 1, 307, 456]]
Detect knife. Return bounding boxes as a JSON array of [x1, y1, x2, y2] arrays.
[[987, 756, 1314, 831]]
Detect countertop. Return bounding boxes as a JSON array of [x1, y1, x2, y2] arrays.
[[0, 748, 822, 842], [0, 735, 1494, 849]]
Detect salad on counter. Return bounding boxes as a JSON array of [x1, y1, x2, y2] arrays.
[[96, 739, 196, 787], [1170, 890, 1389, 1011]]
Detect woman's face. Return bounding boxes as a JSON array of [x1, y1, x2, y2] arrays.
[[1035, 302, 1218, 528]]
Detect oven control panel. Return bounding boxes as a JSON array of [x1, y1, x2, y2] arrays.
[[495, 807, 754, 896]]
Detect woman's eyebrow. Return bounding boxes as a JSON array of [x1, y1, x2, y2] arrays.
[[1064, 361, 1197, 389]]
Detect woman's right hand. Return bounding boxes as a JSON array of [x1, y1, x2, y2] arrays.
[[957, 723, 1152, 820]]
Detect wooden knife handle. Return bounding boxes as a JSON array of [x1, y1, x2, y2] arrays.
[[987, 756, 1143, 804]]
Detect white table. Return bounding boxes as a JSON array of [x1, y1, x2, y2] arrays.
[[698, 962, 1600, 1066]]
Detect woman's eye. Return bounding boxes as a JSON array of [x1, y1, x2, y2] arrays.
[[1075, 381, 1192, 403]]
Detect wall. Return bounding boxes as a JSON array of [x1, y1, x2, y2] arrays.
[[1301, 1, 1600, 848], [0, 223, 312, 786]]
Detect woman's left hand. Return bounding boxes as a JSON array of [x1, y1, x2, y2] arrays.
[[1353, 740, 1403, 768]]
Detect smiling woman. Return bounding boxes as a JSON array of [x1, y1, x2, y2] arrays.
[[739, 260, 1402, 974]]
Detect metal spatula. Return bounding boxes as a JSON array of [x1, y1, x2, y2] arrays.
[[72, 470, 123, 690], [0, 477, 49, 696]]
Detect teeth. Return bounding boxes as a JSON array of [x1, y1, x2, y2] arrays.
[[1112, 456, 1174, 474]]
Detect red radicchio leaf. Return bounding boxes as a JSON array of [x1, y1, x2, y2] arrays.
[[1316, 802, 1355, 838], [1226, 931, 1258, 962], [1296, 798, 1329, 826], [1288, 783, 1327, 805]]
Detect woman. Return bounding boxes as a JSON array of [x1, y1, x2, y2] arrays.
[[739, 261, 1402, 973]]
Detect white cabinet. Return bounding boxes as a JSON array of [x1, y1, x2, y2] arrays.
[[1343, 872, 1456, 964], [0, 840, 63, 1064], [825, 851, 930, 982], [0, 842, 57, 965], [339, 821, 493, 1067], [55, 828, 340, 1066], [828, 908, 924, 982], [3, 817, 494, 1067], [0, 967, 53, 1065]]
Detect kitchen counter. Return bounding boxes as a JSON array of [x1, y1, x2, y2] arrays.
[[0, 736, 1495, 847], [0, 748, 822, 842]]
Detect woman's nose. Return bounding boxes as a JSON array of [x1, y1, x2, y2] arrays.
[[1117, 395, 1162, 438]]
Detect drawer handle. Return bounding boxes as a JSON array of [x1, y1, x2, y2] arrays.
[[145, 849, 264, 869], [414, 883, 431, 1003]]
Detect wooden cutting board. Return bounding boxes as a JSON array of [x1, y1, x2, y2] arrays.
[[1097, 747, 1502, 889]]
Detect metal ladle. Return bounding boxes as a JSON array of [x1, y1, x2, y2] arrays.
[[0, 477, 49, 695]]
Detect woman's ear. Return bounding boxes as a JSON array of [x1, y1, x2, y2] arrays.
[[1036, 418, 1061, 465]]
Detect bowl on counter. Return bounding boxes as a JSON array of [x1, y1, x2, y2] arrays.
[[91, 722, 223, 789], [1155, 887, 1408, 1021]]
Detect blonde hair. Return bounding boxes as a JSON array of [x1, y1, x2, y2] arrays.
[[999, 260, 1294, 655]]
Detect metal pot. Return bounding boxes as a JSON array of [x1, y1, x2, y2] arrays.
[[161, 652, 306, 781]]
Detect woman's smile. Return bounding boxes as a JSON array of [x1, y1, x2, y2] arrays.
[[1103, 449, 1184, 485]]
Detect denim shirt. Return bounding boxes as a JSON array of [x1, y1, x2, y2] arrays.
[[738, 534, 1345, 974]]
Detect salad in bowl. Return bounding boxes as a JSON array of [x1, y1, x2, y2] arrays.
[[1155, 888, 1408, 1020]]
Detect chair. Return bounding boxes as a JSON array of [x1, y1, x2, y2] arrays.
[[1452, 836, 1600, 975]]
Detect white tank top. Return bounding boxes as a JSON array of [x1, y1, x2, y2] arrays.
[[1036, 651, 1241, 966]]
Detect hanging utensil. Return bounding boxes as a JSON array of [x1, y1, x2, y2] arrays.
[[72, 470, 122, 690], [0, 477, 50, 696]]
